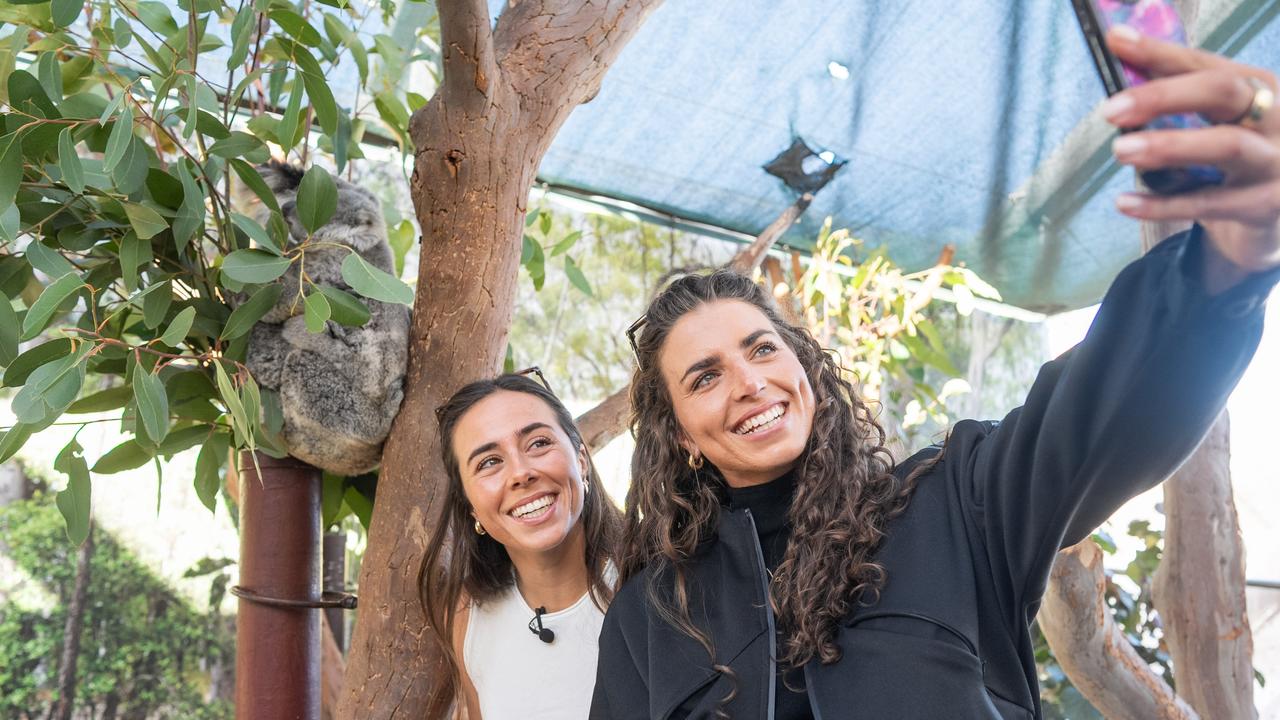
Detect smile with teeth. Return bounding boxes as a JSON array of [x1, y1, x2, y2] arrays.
[[734, 404, 786, 435], [511, 494, 555, 519]]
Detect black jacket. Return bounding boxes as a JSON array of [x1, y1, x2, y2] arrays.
[[590, 227, 1278, 720]]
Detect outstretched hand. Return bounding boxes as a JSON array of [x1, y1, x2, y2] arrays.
[[1102, 26, 1280, 283]]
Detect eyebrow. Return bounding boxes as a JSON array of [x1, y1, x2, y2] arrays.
[[679, 328, 776, 383], [465, 422, 554, 465]]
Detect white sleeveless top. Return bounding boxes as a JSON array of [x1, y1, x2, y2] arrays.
[[464, 576, 609, 719]]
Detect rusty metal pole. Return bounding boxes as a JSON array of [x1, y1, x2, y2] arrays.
[[322, 531, 347, 652], [235, 453, 322, 720]]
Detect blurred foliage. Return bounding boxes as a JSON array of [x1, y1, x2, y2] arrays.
[[0, 495, 233, 719]]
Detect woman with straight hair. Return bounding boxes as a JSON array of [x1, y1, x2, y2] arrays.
[[591, 31, 1280, 720], [420, 370, 621, 719]]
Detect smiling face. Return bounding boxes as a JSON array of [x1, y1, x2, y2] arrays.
[[450, 390, 589, 562], [658, 299, 816, 488]]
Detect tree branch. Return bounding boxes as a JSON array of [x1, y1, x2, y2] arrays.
[[1039, 540, 1199, 720], [728, 193, 812, 274], [440, 0, 499, 104]]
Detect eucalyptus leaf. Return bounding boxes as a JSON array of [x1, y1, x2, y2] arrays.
[[54, 439, 91, 544], [49, 0, 80, 28], [0, 291, 18, 366], [20, 272, 82, 341], [194, 431, 227, 511], [295, 165, 336, 233], [303, 288, 330, 333], [340, 252, 412, 306], [123, 202, 168, 240], [118, 232, 151, 294], [221, 284, 283, 341], [0, 423, 33, 464], [222, 249, 291, 283], [142, 279, 172, 329], [23, 239, 77, 277], [160, 306, 196, 346], [134, 368, 170, 444], [317, 285, 370, 326], [57, 127, 85, 193], [103, 103, 134, 172], [0, 131, 23, 214], [3, 337, 73, 387], [564, 256, 592, 297], [92, 439, 154, 474], [67, 385, 132, 413]]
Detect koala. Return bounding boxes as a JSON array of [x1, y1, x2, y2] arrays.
[[242, 161, 411, 476]]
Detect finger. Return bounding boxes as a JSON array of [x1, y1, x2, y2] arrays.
[[1102, 69, 1263, 128], [1105, 26, 1244, 79], [1115, 182, 1280, 226], [1111, 126, 1280, 180]]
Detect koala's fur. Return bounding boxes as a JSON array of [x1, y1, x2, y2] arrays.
[[243, 162, 410, 476]]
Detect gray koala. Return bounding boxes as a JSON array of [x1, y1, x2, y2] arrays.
[[243, 162, 411, 476]]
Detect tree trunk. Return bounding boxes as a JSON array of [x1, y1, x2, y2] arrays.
[[336, 3, 663, 717], [1152, 416, 1257, 719], [1039, 540, 1199, 720], [53, 521, 93, 720]]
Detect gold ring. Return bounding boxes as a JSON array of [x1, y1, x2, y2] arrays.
[[1235, 77, 1274, 131]]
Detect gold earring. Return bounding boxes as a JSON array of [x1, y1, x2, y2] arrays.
[[687, 452, 704, 470], [474, 519, 486, 536]]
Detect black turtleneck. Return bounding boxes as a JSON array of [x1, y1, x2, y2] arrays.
[[726, 471, 813, 720]]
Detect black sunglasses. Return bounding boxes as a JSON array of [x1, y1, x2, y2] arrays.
[[625, 315, 647, 368], [433, 366, 556, 423]]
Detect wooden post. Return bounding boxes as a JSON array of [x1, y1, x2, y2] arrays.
[[236, 453, 322, 720]]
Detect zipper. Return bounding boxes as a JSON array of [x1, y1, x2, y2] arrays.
[[741, 509, 777, 720]]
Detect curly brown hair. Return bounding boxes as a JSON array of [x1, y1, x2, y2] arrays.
[[620, 268, 923, 671], [418, 374, 622, 718]]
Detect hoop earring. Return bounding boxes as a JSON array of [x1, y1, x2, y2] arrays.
[[474, 519, 486, 536], [687, 452, 704, 471]]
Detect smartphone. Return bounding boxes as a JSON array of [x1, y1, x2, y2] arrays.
[[1071, 0, 1225, 194]]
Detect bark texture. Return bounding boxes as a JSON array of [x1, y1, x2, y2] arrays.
[[336, 2, 663, 717], [1039, 540, 1199, 720], [1152, 417, 1257, 719], [54, 522, 93, 720]]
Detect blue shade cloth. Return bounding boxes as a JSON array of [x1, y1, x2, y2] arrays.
[[506, 0, 1280, 312]]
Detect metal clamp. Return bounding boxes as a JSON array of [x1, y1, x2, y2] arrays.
[[231, 585, 358, 609]]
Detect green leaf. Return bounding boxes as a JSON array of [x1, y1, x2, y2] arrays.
[[36, 52, 61, 101], [54, 440, 91, 544], [295, 165, 336, 233], [222, 249, 291, 283], [525, 209, 541, 228], [3, 338, 72, 387], [221, 284, 283, 341], [322, 473, 345, 529], [387, 219, 414, 276], [293, 44, 337, 135], [209, 131, 268, 161], [118, 231, 151, 294], [213, 361, 251, 446], [67, 385, 132, 413], [526, 240, 545, 291], [277, 81, 305, 151], [194, 432, 227, 511], [112, 136, 152, 194], [12, 344, 88, 424], [57, 127, 84, 193], [173, 162, 205, 251], [91, 439, 154, 474], [303, 288, 331, 333], [317, 285, 370, 327], [158, 424, 211, 456], [539, 209, 552, 236], [103, 103, 134, 172], [344, 486, 372, 529], [521, 233, 535, 264], [0, 291, 17, 366], [0, 423, 33, 464], [124, 202, 168, 240], [0, 131, 24, 214], [24, 239, 77, 277], [550, 230, 582, 257], [340, 252, 413, 305], [160, 306, 196, 346], [227, 6, 254, 70], [134, 368, 170, 444], [142, 279, 172, 329], [230, 213, 280, 254], [229, 159, 281, 213], [21, 272, 82, 341], [50, 0, 80, 28], [564, 256, 592, 297]]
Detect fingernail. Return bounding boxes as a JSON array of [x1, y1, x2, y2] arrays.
[[1112, 135, 1147, 157], [1101, 93, 1135, 121], [1110, 24, 1141, 43], [1116, 193, 1144, 211]]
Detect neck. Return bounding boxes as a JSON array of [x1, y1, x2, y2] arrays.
[[508, 523, 591, 613]]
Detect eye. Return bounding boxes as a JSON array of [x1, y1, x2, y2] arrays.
[[753, 341, 778, 358], [692, 370, 718, 390], [528, 436, 553, 452], [476, 456, 501, 472]]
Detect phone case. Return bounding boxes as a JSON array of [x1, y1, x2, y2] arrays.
[[1075, 0, 1224, 194]]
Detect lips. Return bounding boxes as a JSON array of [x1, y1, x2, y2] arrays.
[[733, 403, 786, 435]]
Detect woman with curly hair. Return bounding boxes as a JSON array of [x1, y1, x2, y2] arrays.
[[419, 371, 621, 719], [590, 31, 1280, 720]]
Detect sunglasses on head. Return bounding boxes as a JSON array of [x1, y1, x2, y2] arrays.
[[433, 366, 556, 423]]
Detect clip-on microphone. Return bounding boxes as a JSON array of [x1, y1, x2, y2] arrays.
[[528, 606, 555, 644]]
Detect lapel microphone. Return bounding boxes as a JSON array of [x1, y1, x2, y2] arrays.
[[528, 606, 555, 644]]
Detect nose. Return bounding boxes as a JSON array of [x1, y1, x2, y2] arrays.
[[504, 454, 537, 488], [730, 360, 767, 400]]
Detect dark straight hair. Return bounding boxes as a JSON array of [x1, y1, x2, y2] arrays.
[[417, 374, 622, 717]]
